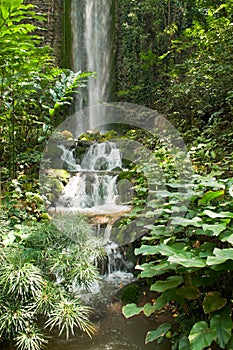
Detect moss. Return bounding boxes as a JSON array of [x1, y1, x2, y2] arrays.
[[62, 0, 72, 68], [120, 283, 142, 304]]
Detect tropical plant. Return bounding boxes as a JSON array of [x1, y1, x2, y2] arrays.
[[0, 0, 91, 180], [0, 213, 102, 349], [123, 173, 233, 350]]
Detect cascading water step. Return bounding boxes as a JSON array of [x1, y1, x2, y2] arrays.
[[51, 141, 131, 241]]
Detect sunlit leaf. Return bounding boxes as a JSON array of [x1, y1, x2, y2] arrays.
[[202, 210, 233, 219], [122, 303, 143, 318], [189, 321, 216, 350], [150, 275, 183, 292], [198, 190, 224, 205], [206, 248, 233, 266]]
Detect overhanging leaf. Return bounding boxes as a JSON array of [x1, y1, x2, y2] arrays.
[[171, 216, 203, 227], [203, 292, 227, 314], [202, 210, 233, 219], [145, 323, 171, 344], [138, 261, 177, 278], [135, 245, 160, 256], [219, 231, 233, 244], [189, 321, 216, 350], [198, 190, 224, 205], [150, 275, 183, 292], [206, 248, 233, 266], [168, 252, 206, 268], [202, 222, 226, 236]]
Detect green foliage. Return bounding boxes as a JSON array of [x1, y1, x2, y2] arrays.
[[123, 166, 233, 349], [0, 213, 102, 349], [0, 0, 90, 180]]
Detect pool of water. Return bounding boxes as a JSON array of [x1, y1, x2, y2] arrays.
[[48, 312, 170, 350], [2, 275, 171, 350], [48, 275, 171, 350]]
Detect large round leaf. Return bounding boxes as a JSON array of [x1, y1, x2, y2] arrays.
[[189, 321, 216, 350]]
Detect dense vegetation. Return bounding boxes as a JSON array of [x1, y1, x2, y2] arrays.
[[0, 1, 99, 349], [117, 1, 233, 349], [0, 0, 232, 350]]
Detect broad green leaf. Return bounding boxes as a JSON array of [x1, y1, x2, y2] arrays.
[[150, 275, 183, 292], [202, 210, 233, 219], [158, 243, 187, 257], [138, 261, 177, 278], [122, 303, 143, 318], [154, 288, 184, 310], [203, 292, 227, 314], [171, 216, 203, 227], [189, 321, 216, 350], [210, 313, 232, 348], [202, 222, 226, 236], [143, 303, 156, 317], [219, 231, 233, 244], [207, 248, 233, 266], [198, 190, 224, 205], [135, 245, 160, 256], [145, 323, 171, 344], [168, 252, 206, 268], [176, 286, 200, 300], [2, 231, 15, 246], [1, 1, 10, 20]]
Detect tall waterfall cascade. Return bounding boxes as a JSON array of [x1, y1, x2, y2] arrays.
[[54, 141, 132, 277], [71, 0, 112, 121]]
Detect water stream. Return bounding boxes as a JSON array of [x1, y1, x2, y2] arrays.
[[71, 0, 112, 125], [55, 141, 130, 223], [47, 277, 171, 350], [47, 140, 172, 349]]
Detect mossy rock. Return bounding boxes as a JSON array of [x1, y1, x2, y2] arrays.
[[47, 177, 64, 203], [47, 169, 70, 184], [119, 283, 142, 304], [102, 129, 117, 140]]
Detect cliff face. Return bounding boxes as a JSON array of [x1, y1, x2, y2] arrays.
[[25, 0, 64, 65]]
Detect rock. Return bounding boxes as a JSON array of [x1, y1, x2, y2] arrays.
[[60, 130, 74, 140]]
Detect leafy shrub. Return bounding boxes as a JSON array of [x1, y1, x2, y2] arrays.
[[0, 213, 102, 349], [123, 174, 233, 350]]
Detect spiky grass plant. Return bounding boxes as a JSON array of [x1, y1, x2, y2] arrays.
[[0, 212, 102, 350], [45, 298, 96, 339]]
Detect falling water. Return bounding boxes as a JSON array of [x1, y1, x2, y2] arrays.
[[57, 141, 129, 215], [71, 0, 113, 125], [54, 141, 132, 278]]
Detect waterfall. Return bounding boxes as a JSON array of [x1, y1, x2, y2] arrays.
[[53, 141, 132, 278], [71, 0, 113, 125], [57, 141, 128, 214]]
